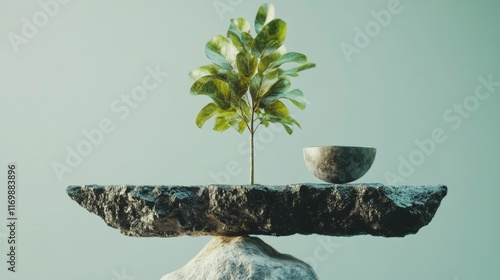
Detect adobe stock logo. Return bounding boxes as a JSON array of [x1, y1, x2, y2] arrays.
[[208, 124, 284, 184], [7, 0, 71, 54], [51, 65, 169, 182], [340, 0, 406, 63], [384, 74, 498, 184], [111, 268, 135, 280], [212, 0, 244, 21], [303, 236, 340, 271]]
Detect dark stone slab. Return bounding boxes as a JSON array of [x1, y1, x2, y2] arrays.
[[66, 184, 447, 238]]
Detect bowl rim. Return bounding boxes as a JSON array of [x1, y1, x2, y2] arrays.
[[303, 145, 376, 150]]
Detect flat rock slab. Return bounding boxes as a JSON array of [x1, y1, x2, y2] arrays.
[[66, 184, 447, 238], [161, 236, 318, 280]]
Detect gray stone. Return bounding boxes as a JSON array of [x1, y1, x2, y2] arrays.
[[66, 184, 447, 237], [160, 236, 318, 280], [303, 146, 377, 183]]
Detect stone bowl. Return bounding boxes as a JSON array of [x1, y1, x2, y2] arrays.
[[303, 146, 376, 184]]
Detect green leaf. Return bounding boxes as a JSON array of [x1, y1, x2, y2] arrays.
[[249, 72, 263, 100], [262, 89, 308, 110], [225, 70, 250, 102], [252, 19, 287, 58], [228, 18, 251, 51], [275, 44, 287, 55], [189, 65, 226, 81], [258, 113, 299, 132], [255, 3, 275, 34], [264, 68, 279, 80], [225, 70, 240, 96], [238, 98, 252, 122], [256, 69, 281, 98], [214, 116, 231, 131], [241, 33, 254, 50], [190, 76, 231, 109], [228, 31, 244, 52], [259, 100, 301, 133], [212, 110, 247, 133], [237, 73, 251, 94], [267, 77, 291, 94], [205, 35, 237, 70], [270, 52, 308, 68], [227, 114, 242, 130], [196, 103, 218, 128], [235, 120, 246, 134], [280, 62, 316, 77], [229, 18, 251, 34], [264, 100, 289, 118], [258, 45, 287, 73], [287, 90, 308, 110], [289, 117, 300, 128], [282, 124, 293, 135], [258, 52, 281, 73], [236, 51, 258, 77]]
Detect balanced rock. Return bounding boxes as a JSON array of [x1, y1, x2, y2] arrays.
[[161, 236, 318, 280], [66, 183, 447, 237]]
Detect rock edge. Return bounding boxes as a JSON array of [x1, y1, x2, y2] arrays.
[[67, 183, 447, 237]]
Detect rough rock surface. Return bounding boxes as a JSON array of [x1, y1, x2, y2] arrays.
[[160, 236, 318, 280], [66, 183, 447, 237]]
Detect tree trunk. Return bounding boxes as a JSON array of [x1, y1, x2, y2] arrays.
[[250, 128, 254, 185], [249, 93, 256, 185]]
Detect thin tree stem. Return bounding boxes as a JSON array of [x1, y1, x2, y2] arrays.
[[250, 129, 254, 185], [250, 101, 255, 185]]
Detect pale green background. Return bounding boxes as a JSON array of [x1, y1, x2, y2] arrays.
[[0, 0, 499, 279]]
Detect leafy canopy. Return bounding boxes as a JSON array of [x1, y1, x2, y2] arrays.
[[189, 3, 315, 135]]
